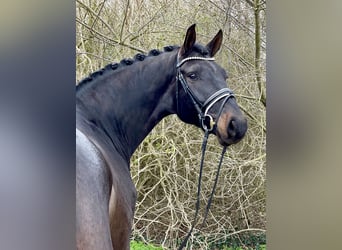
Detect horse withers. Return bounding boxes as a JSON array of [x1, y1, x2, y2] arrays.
[[76, 24, 247, 249]]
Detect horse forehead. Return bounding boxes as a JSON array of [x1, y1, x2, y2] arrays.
[[181, 59, 207, 68], [185, 61, 226, 76], [192, 43, 209, 55]]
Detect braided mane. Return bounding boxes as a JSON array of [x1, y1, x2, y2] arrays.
[[76, 45, 179, 91]]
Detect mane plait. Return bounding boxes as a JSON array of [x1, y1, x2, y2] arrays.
[[120, 58, 134, 65], [90, 68, 105, 78], [134, 53, 146, 61], [77, 45, 179, 90], [163, 45, 178, 52], [77, 67, 105, 90], [148, 49, 161, 56], [105, 62, 119, 70]]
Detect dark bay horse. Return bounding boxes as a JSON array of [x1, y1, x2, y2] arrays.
[[76, 24, 247, 249]]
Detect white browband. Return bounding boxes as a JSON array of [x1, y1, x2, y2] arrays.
[[176, 57, 215, 68]]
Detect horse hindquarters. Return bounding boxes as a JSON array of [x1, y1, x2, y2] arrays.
[[76, 129, 113, 250]]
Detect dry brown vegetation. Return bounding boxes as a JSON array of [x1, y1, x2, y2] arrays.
[[76, 0, 266, 248]]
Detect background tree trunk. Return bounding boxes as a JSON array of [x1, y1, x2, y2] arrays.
[[254, 0, 266, 106]]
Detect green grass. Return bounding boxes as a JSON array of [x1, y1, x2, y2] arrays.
[[130, 240, 163, 250], [222, 245, 266, 250]]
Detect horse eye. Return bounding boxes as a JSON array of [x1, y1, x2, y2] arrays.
[[187, 73, 198, 80]]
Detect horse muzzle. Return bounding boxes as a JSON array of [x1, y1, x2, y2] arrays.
[[215, 111, 247, 146]]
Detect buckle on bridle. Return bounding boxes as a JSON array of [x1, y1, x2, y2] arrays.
[[202, 114, 215, 132]]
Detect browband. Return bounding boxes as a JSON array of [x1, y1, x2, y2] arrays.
[[176, 57, 215, 68]]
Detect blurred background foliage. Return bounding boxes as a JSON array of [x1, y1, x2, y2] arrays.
[[76, 0, 266, 248]]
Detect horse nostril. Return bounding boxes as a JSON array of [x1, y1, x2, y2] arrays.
[[227, 117, 247, 141], [227, 119, 237, 138]]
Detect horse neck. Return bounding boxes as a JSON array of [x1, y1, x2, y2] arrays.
[[76, 51, 178, 162]]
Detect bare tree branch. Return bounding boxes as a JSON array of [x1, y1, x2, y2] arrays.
[[90, 0, 107, 31], [239, 104, 266, 133], [120, 0, 130, 42], [76, 0, 116, 37], [245, 0, 254, 8], [76, 51, 113, 62], [76, 18, 145, 53], [207, 0, 266, 50]]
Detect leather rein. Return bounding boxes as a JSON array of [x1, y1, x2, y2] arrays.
[[175, 55, 234, 249]]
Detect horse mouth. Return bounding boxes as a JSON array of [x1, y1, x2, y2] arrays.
[[216, 135, 243, 146]]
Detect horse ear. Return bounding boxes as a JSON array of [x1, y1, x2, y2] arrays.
[[206, 29, 223, 57], [179, 24, 196, 57]]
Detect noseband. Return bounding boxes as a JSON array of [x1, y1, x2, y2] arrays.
[[176, 55, 234, 249], [176, 56, 234, 132]]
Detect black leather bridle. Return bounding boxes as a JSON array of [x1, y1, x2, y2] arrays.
[[175, 55, 234, 249], [176, 56, 234, 132]]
